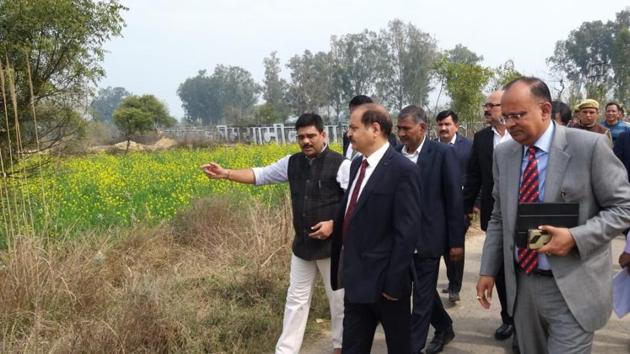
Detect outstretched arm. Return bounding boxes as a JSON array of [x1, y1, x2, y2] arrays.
[[201, 155, 292, 186], [201, 162, 256, 184]]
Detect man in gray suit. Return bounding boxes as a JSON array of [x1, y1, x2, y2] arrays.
[[476, 76, 630, 354]]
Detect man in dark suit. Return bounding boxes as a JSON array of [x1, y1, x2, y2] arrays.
[[613, 131, 630, 274], [614, 130, 630, 176], [462, 90, 517, 349], [396, 105, 464, 354], [343, 95, 398, 159], [435, 110, 472, 303], [331, 103, 421, 354]]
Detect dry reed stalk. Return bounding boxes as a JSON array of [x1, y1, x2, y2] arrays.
[[0, 61, 19, 241], [25, 51, 49, 230], [0, 148, 14, 240], [7, 57, 37, 237]]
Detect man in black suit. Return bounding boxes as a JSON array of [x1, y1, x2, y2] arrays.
[[331, 103, 421, 354], [396, 105, 464, 354], [613, 130, 630, 274], [462, 90, 517, 349], [435, 110, 472, 303]]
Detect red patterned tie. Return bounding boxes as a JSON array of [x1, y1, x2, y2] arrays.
[[518, 146, 539, 273], [343, 159, 368, 239]]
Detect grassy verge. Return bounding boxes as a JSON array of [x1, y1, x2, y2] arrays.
[[0, 195, 330, 353]]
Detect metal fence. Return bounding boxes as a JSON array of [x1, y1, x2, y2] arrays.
[[162, 121, 489, 145]]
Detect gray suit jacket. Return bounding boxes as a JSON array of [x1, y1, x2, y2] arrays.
[[480, 124, 630, 332]]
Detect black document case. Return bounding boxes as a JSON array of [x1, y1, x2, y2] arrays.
[[515, 203, 579, 248]]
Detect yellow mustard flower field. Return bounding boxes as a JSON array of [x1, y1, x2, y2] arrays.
[[3, 144, 326, 240]]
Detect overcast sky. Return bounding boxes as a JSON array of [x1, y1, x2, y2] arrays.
[[99, 0, 627, 119]]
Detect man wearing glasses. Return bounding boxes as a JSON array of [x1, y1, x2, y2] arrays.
[[462, 90, 517, 351], [476, 77, 630, 353]]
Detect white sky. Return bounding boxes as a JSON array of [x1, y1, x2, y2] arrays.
[[99, 0, 627, 119]]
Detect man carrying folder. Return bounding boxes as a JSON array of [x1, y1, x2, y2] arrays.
[[476, 77, 630, 354]]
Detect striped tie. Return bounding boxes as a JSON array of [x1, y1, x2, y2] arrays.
[[518, 146, 539, 273]]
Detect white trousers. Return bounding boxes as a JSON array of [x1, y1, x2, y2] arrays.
[[275, 254, 344, 354]]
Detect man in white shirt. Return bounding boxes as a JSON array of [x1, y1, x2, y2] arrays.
[[202, 113, 350, 354]]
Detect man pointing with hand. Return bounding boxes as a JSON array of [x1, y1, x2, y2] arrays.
[[202, 113, 350, 354]]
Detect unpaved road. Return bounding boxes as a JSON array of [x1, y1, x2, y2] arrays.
[[303, 228, 630, 354]]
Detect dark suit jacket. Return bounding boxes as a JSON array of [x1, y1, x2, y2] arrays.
[[331, 146, 421, 303], [462, 127, 494, 231], [452, 134, 472, 186], [614, 130, 630, 182], [397, 141, 464, 258], [343, 131, 399, 157]]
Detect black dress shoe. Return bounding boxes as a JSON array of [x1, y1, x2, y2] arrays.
[[448, 291, 460, 303], [494, 323, 514, 340], [426, 327, 455, 354]]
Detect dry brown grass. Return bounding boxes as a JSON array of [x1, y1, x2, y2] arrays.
[[0, 195, 330, 353]]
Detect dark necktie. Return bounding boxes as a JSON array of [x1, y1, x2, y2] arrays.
[[343, 159, 368, 238], [518, 146, 540, 273]]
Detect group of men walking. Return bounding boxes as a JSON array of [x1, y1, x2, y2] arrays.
[[202, 76, 630, 354]]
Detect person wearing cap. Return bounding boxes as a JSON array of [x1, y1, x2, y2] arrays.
[[601, 101, 630, 143], [572, 99, 613, 143]]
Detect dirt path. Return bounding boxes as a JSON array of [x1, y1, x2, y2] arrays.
[[303, 228, 630, 354]]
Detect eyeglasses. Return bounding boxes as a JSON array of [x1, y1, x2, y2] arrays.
[[499, 111, 528, 125], [483, 103, 501, 109], [499, 102, 548, 124]]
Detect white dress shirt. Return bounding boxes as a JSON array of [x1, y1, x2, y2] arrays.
[[401, 137, 426, 164], [492, 127, 513, 147], [345, 144, 360, 160], [345, 142, 390, 212]]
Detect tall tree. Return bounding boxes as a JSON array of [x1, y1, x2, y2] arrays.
[[0, 0, 126, 164], [286, 50, 331, 115], [177, 70, 214, 125], [376, 19, 438, 111], [178, 66, 259, 125], [490, 60, 522, 91], [547, 9, 630, 104], [262, 51, 289, 122], [330, 30, 380, 98], [445, 44, 483, 65], [610, 10, 630, 104], [89, 86, 130, 123], [434, 51, 494, 122]]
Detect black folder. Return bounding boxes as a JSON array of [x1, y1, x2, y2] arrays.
[[515, 203, 579, 248]]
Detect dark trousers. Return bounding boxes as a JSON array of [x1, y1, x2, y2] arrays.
[[411, 256, 440, 352], [443, 245, 465, 293], [496, 264, 513, 325], [430, 289, 453, 333], [343, 295, 411, 354], [443, 222, 468, 293]]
